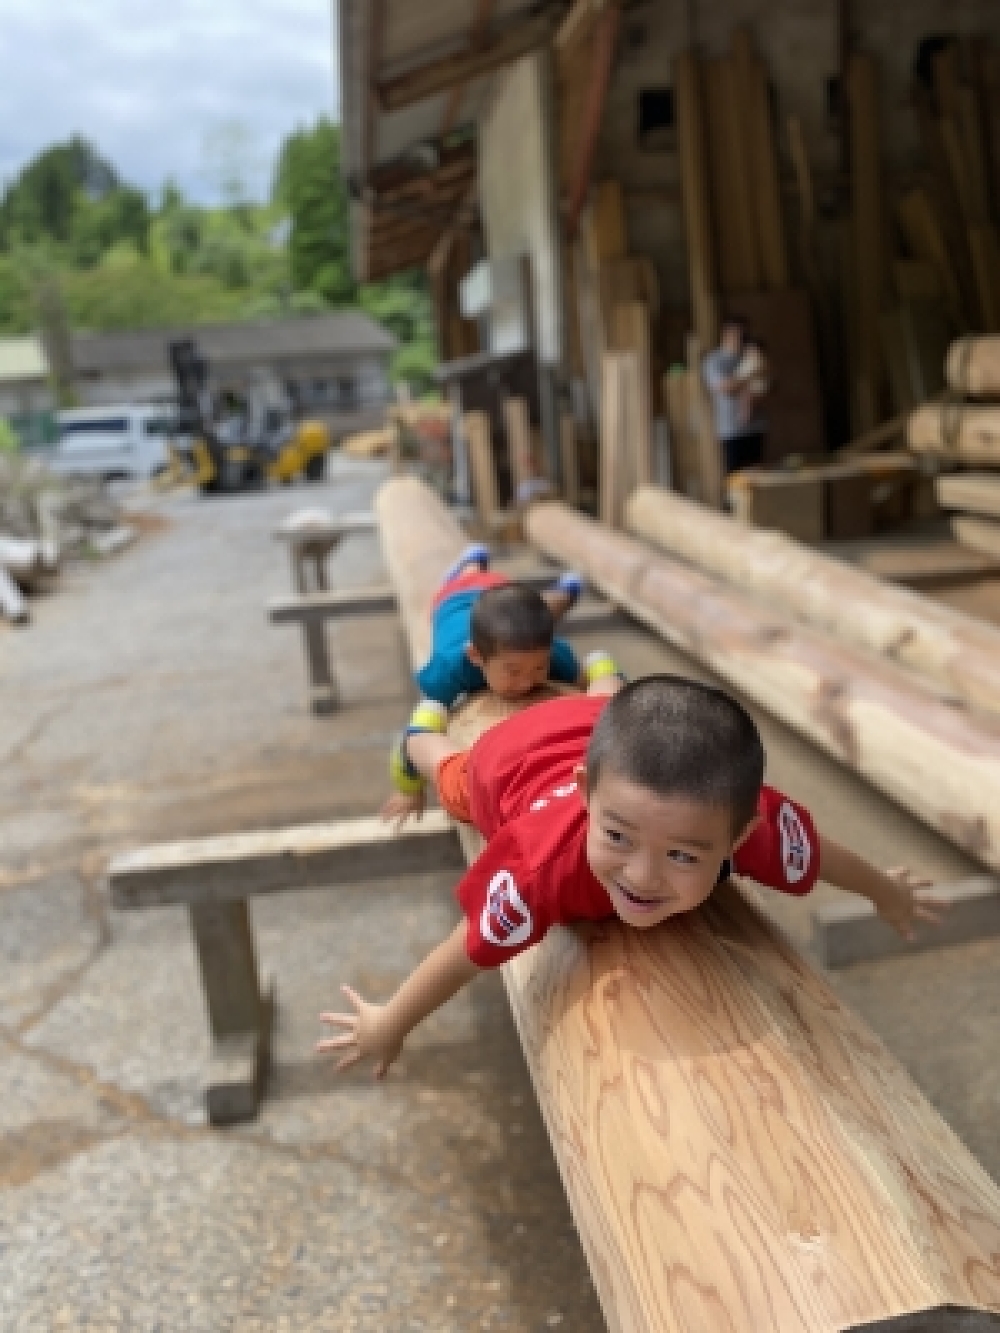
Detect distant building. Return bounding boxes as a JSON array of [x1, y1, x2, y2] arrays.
[[0, 337, 56, 444], [0, 312, 398, 440]]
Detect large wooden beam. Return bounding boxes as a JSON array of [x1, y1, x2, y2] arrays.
[[440, 0, 496, 136], [379, 477, 1000, 1332], [625, 483, 1000, 719], [377, 14, 554, 113], [528, 498, 1000, 873], [565, 3, 620, 236], [675, 50, 719, 348]]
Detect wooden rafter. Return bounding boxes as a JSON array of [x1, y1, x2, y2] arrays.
[[377, 12, 554, 112], [363, 0, 388, 175], [427, 180, 480, 276], [439, 0, 496, 136]]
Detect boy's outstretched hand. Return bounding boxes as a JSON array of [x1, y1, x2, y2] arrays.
[[874, 865, 947, 941], [379, 788, 425, 830], [317, 986, 403, 1080]]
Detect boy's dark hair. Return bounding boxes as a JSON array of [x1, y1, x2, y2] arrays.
[[470, 583, 555, 659], [586, 675, 765, 833]]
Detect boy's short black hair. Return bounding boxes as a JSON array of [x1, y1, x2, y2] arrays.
[[586, 675, 765, 833], [470, 583, 555, 659]]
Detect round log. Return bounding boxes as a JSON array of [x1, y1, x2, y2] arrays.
[[379, 479, 1000, 1331], [945, 336, 1000, 395], [527, 500, 1000, 874], [625, 483, 1000, 717], [908, 402, 1000, 463]]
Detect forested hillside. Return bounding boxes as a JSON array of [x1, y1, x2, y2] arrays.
[[0, 119, 435, 389]]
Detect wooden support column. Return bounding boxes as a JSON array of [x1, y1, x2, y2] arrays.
[[849, 52, 887, 431], [188, 902, 274, 1125], [462, 411, 500, 528], [675, 50, 719, 348], [378, 476, 1000, 1333]]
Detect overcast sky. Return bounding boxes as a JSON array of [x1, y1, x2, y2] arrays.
[[0, 0, 341, 204]]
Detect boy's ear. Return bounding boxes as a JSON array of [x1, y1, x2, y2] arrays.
[[731, 813, 761, 852], [465, 642, 485, 669], [573, 764, 589, 802]]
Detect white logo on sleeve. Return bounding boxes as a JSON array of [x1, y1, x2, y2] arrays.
[[778, 801, 811, 885], [480, 870, 534, 948]]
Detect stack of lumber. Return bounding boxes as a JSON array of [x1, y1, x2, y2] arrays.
[[626, 482, 1000, 718], [912, 335, 1000, 556], [383, 477, 1000, 1333], [0, 452, 131, 625]]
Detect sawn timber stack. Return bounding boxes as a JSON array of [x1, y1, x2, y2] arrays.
[[377, 476, 1000, 1333]]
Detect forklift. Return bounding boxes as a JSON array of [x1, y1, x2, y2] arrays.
[[167, 338, 331, 494]]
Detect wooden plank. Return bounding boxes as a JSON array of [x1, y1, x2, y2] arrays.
[[439, 0, 496, 136], [503, 396, 536, 503], [268, 586, 397, 624], [954, 514, 1000, 561], [735, 29, 789, 290], [937, 472, 1000, 516], [108, 811, 464, 909], [519, 498, 1000, 1328], [704, 55, 758, 292], [625, 481, 1000, 717], [675, 50, 719, 348], [558, 412, 581, 506], [385, 477, 1000, 1332], [663, 369, 702, 500], [854, 541, 1000, 587], [610, 300, 653, 486], [463, 410, 500, 528], [813, 875, 1000, 969], [848, 52, 887, 432], [599, 351, 630, 527], [272, 512, 376, 542], [969, 226, 1000, 330], [581, 179, 628, 269], [377, 14, 554, 112], [564, 9, 621, 236], [897, 188, 965, 326], [946, 336, 1000, 394]]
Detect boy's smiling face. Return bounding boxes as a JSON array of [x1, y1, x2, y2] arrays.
[[575, 765, 757, 928]]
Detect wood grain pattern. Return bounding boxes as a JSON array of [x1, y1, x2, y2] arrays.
[[380, 478, 1000, 1332], [946, 337, 1000, 395], [626, 482, 1000, 717], [908, 403, 1000, 464]]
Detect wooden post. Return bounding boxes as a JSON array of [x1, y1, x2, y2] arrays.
[[503, 396, 535, 502], [626, 481, 1000, 720], [462, 410, 500, 526], [849, 52, 887, 431], [686, 333, 724, 508], [378, 476, 1000, 1333], [611, 300, 653, 485], [559, 413, 581, 506], [675, 50, 719, 348], [188, 902, 273, 1124]]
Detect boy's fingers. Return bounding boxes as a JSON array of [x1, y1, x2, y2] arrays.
[[915, 901, 947, 925], [340, 984, 364, 1010], [315, 1032, 358, 1053], [335, 1050, 363, 1072], [318, 1011, 356, 1027]]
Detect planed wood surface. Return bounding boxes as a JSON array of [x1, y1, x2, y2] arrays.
[[379, 477, 1000, 1333], [627, 483, 1000, 718], [529, 499, 1000, 875], [108, 811, 463, 908], [267, 586, 396, 624]]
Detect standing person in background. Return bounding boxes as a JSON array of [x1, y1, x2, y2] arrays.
[[703, 317, 769, 475]]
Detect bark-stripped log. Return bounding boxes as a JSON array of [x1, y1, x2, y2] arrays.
[[379, 478, 1000, 1333], [527, 499, 1000, 873], [908, 401, 1000, 463], [946, 336, 1000, 395], [626, 483, 1000, 717]]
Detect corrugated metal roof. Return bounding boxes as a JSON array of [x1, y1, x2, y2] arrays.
[[0, 336, 48, 383], [72, 313, 397, 375]]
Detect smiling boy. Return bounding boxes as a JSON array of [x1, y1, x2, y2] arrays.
[[321, 675, 942, 1078]]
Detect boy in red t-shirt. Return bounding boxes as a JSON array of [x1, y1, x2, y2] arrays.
[[319, 675, 944, 1078]]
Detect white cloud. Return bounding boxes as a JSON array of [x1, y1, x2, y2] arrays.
[[0, 0, 340, 202]]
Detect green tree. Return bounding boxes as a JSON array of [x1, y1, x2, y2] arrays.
[[274, 117, 355, 305]]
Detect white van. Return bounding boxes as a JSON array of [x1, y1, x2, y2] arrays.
[[51, 405, 176, 481]]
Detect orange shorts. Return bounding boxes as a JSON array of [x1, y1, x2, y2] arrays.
[[436, 751, 473, 823]]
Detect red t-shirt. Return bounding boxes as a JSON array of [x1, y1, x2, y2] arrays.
[[456, 695, 819, 968]]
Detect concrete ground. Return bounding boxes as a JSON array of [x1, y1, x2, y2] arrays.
[[1, 454, 998, 1331]]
